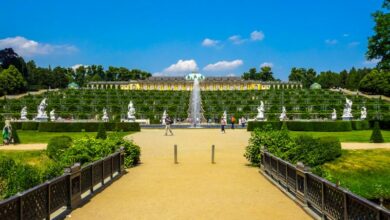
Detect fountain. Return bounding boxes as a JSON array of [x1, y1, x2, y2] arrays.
[[188, 78, 205, 127], [162, 110, 167, 125]]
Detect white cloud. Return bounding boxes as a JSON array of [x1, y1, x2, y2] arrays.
[[325, 39, 338, 45], [202, 38, 220, 47], [203, 59, 243, 71], [226, 73, 236, 77], [348, 41, 360, 47], [363, 59, 380, 66], [0, 36, 77, 57], [251, 30, 264, 41], [71, 64, 89, 71], [229, 35, 246, 45], [260, 62, 273, 68], [164, 59, 198, 74]]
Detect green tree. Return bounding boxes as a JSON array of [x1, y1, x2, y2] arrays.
[[259, 66, 275, 81], [367, 0, 390, 71], [288, 68, 317, 88], [0, 48, 28, 79], [316, 71, 341, 89], [359, 69, 390, 96], [242, 68, 258, 80], [0, 65, 27, 95], [339, 70, 349, 88], [96, 123, 107, 140]]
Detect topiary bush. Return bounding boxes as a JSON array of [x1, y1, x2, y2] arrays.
[[46, 136, 73, 161], [370, 121, 384, 143], [11, 128, 20, 144], [96, 123, 107, 140]]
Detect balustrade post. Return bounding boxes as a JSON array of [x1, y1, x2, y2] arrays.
[[46, 182, 51, 220], [111, 155, 114, 179], [296, 162, 308, 206], [18, 193, 23, 220], [90, 164, 94, 193], [119, 146, 125, 173], [343, 192, 348, 220], [321, 181, 325, 219], [65, 163, 81, 209], [101, 159, 105, 185]]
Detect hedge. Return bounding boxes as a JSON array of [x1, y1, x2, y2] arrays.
[[247, 121, 282, 131], [21, 122, 39, 130], [351, 121, 370, 130], [286, 121, 352, 132], [36, 122, 140, 132], [369, 120, 390, 130], [247, 121, 354, 131]]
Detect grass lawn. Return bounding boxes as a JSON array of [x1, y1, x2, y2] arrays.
[[318, 149, 390, 200], [289, 130, 390, 142], [0, 150, 51, 168], [15, 131, 131, 144]]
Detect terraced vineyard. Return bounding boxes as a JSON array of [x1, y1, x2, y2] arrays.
[[1, 89, 389, 123], [201, 89, 390, 121], [0, 89, 190, 123]]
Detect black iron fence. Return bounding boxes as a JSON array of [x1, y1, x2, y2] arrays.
[[261, 150, 390, 220], [0, 147, 125, 220]]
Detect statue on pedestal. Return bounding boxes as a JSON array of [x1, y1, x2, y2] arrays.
[[331, 109, 337, 120], [50, 109, 56, 121], [162, 110, 167, 125], [20, 106, 28, 120], [102, 108, 109, 122], [127, 101, 136, 122], [256, 101, 265, 121], [360, 107, 367, 120], [34, 98, 48, 121], [342, 98, 353, 120], [279, 106, 287, 121]]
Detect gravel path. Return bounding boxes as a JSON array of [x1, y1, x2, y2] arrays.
[[0, 143, 47, 150], [70, 129, 311, 220], [341, 142, 390, 149]]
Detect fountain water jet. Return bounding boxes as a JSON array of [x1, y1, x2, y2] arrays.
[[188, 78, 205, 128]]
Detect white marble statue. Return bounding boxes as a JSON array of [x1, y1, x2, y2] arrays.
[[331, 109, 337, 120], [50, 109, 56, 121], [127, 101, 136, 122], [360, 106, 367, 120], [162, 110, 167, 125], [256, 101, 265, 121], [102, 108, 109, 122], [342, 98, 353, 120], [20, 106, 28, 120], [279, 106, 287, 121], [34, 98, 48, 121]]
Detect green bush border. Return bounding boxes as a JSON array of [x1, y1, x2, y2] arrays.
[[247, 121, 365, 131]]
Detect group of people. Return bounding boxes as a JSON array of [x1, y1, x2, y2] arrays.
[[220, 116, 247, 133], [2, 120, 14, 145]]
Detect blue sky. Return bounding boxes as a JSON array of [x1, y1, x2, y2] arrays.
[[0, 0, 383, 80]]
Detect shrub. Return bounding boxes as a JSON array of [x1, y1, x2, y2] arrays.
[[286, 121, 352, 131], [247, 121, 282, 131], [96, 123, 107, 139], [38, 122, 82, 132], [370, 121, 384, 143], [115, 123, 141, 132], [288, 135, 341, 167], [47, 136, 73, 161]]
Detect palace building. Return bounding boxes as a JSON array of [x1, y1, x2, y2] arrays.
[[86, 73, 302, 91]]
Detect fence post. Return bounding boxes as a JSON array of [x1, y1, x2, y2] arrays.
[[119, 146, 125, 173], [65, 163, 81, 209], [211, 145, 215, 164], [174, 144, 178, 164], [295, 162, 308, 206], [46, 182, 51, 220], [18, 193, 23, 220], [101, 159, 105, 186], [111, 155, 114, 179]]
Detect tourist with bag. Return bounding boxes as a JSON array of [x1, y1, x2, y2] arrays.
[[2, 120, 12, 145], [164, 115, 174, 136], [231, 116, 236, 129]]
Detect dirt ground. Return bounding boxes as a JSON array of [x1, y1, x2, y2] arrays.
[[69, 129, 311, 220]]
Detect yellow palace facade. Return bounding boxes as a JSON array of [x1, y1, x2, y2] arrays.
[[86, 73, 302, 91]]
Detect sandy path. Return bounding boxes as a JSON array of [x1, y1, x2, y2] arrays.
[[0, 143, 47, 150], [70, 129, 310, 220], [341, 142, 390, 149]]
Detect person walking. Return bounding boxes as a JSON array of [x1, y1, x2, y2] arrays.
[[230, 115, 236, 129], [164, 115, 174, 136], [241, 117, 246, 128], [220, 117, 226, 133], [2, 120, 12, 145]]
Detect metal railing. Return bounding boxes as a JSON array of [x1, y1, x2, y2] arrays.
[[0, 147, 125, 220], [261, 150, 390, 220]]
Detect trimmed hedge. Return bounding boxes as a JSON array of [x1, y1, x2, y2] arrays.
[[247, 121, 354, 131], [351, 120, 370, 130], [369, 120, 390, 130], [247, 121, 282, 131], [286, 121, 352, 132], [21, 122, 39, 130], [37, 122, 140, 132]]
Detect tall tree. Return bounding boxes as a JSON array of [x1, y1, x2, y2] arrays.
[[359, 69, 390, 96], [367, 0, 390, 71], [316, 71, 341, 89], [259, 66, 275, 81], [0, 65, 27, 95], [0, 48, 28, 79], [339, 70, 349, 88], [242, 68, 258, 80]]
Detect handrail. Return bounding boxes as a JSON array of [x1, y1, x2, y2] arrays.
[[0, 147, 125, 220], [260, 150, 390, 220]]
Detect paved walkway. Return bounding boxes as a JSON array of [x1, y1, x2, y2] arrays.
[[70, 129, 311, 220], [0, 143, 47, 150]]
